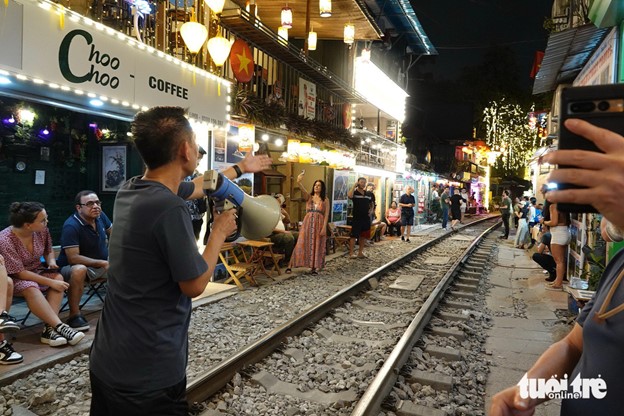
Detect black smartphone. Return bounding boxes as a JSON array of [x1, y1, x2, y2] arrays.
[[557, 84, 624, 213]]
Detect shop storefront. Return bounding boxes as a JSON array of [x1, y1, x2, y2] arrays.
[[0, 0, 229, 238]]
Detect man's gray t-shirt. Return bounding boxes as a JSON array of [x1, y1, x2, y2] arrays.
[[560, 249, 624, 415], [90, 177, 208, 390]]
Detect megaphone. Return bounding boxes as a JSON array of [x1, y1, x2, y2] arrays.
[[203, 170, 280, 241]]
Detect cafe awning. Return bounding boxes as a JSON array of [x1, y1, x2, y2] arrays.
[[532, 24, 610, 95]]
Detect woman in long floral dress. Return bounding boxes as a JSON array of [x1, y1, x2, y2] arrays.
[[286, 172, 329, 275]]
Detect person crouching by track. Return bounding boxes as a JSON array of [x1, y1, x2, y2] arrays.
[[0, 202, 85, 348], [287, 173, 329, 275], [348, 177, 373, 258]]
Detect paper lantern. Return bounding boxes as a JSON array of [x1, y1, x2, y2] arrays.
[[281, 6, 292, 29], [308, 30, 317, 51], [180, 22, 208, 54], [204, 0, 225, 14], [278, 26, 288, 46], [343, 23, 355, 44], [207, 35, 232, 66], [319, 0, 331, 17]]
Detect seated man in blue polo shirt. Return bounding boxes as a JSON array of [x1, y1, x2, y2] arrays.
[[57, 190, 112, 331]]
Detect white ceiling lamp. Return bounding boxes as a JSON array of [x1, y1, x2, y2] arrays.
[[319, 0, 331, 17], [281, 5, 293, 29], [308, 29, 317, 51], [344, 23, 355, 44], [204, 0, 225, 14]]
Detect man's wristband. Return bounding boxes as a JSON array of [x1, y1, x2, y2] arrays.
[[233, 164, 243, 178]]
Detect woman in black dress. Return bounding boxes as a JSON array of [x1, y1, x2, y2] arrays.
[[449, 189, 466, 230]]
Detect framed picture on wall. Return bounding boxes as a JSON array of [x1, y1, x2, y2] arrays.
[[101, 144, 127, 193]]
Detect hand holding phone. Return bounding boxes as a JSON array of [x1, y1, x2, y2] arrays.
[[553, 84, 624, 213], [543, 117, 624, 228]]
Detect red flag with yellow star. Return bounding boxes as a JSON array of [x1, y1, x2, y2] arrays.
[[230, 39, 254, 83]]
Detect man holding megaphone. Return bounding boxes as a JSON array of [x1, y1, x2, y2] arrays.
[[89, 106, 271, 415]]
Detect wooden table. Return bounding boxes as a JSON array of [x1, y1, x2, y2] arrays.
[[237, 240, 281, 279]]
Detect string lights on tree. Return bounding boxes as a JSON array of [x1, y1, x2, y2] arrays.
[[482, 99, 542, 175]]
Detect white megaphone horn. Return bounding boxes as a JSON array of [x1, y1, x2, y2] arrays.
[[203, 170, 280, 241]]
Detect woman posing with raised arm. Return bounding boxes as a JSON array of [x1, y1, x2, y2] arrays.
[[286, 171, 330, 275]]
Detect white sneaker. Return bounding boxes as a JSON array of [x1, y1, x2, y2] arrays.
[[0, 340, 23, 365], [55, 323, 85, 346], [41, 325, 67, 347]]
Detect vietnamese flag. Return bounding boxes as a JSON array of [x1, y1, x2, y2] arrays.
[[530, 51, 545, 79]]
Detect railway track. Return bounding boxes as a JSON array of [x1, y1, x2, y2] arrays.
[[0, 217, 500, 415], [187, 218, 499, 415]]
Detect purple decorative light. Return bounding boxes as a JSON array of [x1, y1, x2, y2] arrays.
[[89, 122, 98, 128], [2, 116, 15, 125], [38, 128, 52, 141]]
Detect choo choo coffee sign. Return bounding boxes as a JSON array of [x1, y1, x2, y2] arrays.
[[0, 0, 227, 126]]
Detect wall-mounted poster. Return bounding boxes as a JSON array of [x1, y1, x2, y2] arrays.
[[212, 121, 255, 195], [101, 145, 126, 193], [332, 170, 350, 224], [298, 78, 316, 120]]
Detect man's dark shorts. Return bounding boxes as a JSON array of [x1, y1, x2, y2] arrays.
[[60, 265, 108, 282], [350, 218, 371, 239], [401, 211, 414, 226]]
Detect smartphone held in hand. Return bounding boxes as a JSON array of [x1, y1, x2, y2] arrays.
[[556, 84, 624, 213]]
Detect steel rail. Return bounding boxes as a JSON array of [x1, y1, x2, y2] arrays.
[[186, 216, 498, 405], [351, 221, 500, 416]]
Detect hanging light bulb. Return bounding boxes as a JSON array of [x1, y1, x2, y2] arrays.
[[281, 5, 293, 29], [207, 35, 233, 66], [180, 21, 208, 54], [343, 23, 355, 44], [319, 0, 331, 17], [308, 30, 317, 51], [278, 26, 288, 46], [204, 0, 225, 14]]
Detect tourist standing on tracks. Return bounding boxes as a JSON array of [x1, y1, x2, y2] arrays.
[[439, 186, 450, 230], [430, 184, 442, 222], [0, 254, 21, 365], [287, 173, 329, 275], [348, 177, 373, 258], [56, 190, 112, 332], [499, 190, 512, 239], [0, 202, 85, 348], [399, 186, 416, 242], [89, 106, 270, 415], [449, 188, 466, 230], [490, 118, 624, 416]]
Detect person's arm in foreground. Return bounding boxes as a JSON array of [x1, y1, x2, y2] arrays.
[[178, 208, 237, 297], [490, 323, 584, 415], [189, 153, 272, 200]]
